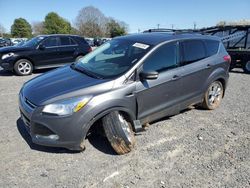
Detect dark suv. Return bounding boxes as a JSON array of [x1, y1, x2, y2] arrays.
[[18, 32, 230, 154], [0, 34, 91, 75]]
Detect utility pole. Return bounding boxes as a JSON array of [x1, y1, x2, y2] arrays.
[[193, 22, 197, 30]]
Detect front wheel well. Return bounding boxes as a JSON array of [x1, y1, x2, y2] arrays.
[[86, 109, 136, 137], [15, 57, 34, 67]]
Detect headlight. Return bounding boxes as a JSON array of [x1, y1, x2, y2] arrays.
[[2, 52, 14, 60], [42, 96, 92, 116]]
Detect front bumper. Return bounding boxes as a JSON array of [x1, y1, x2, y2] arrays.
[[0, 57, 16, 71], [18, 93, 92, 151]]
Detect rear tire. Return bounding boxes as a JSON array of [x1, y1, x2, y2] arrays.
[[14, 59, 33, 76], [202, 81, 224, 110], [102, 111, 135, 155], [243, 61, 250, 74]]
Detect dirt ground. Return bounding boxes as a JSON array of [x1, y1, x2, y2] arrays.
[[0, 68, 249, 188]]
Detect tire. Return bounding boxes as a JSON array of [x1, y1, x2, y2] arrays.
[[75, 55, 83, 61], [102, 111, 135, 155], [14, 59, 33, 76], [243, 61, 250, 74], [202, 81, 224, 110]]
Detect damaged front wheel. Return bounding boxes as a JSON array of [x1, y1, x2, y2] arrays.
[[102, 111, 135, 155]]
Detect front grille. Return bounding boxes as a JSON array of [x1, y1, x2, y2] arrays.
[[25, 98, 37, 109]]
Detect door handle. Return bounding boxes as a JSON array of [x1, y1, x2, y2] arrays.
[[125, 92, 134, 97], [172, 75, 181, 81], [206, 64, 211, 69]]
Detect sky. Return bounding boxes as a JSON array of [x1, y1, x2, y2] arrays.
[[0, 0, 250, 33]]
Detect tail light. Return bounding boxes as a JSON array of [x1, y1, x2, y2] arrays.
[[88, 47, 92, 53], [223, 55, 231, 63]]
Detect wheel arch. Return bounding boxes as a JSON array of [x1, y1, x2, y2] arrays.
[[82, 106, 136, 141], [15, 56, 35, 67], [203, 68, 228, 98]]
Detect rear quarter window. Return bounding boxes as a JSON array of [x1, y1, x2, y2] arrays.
[[73, 36, 89, 46], [205, 40, 219, 56]]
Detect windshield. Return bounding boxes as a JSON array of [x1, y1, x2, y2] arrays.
[[76, 39, 152, 78], [23, 36, 45, 47]]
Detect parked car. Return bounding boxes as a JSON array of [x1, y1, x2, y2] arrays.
[[0, 38, 12, 47], [85, 38, 94, 47], [0, 34, 92, 75], [19, 32, 230, 154]]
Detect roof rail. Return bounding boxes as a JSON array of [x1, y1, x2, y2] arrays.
[[143, 28, 202, 35]]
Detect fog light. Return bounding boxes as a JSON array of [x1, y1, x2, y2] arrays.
[[36, 134, 59, 140]]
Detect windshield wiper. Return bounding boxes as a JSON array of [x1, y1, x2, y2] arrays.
[[70, 64, 103, 79]]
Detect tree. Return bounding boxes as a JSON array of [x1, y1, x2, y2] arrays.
[[0, 23, 6, 37], [11, 18, 32, 38], [106, 18, 128, 37], [75, 6, 107, 37], [44, 12, 71, 34], [32, 21, 44, 35]]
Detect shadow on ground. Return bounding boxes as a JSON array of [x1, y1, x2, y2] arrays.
[[16, 118, 116, 155], [0, 68, 54, 77]]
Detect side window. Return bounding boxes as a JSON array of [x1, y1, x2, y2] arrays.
[[143, 42, 177, 72], [70, 37, 77, 45], [205, 40, 219, 56], [181, 40, 206, 65], [42, 37, 58, 47], [60, 36, 71, 46]]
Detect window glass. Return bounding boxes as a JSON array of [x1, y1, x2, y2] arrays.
[[182, 40, 206, 64], [143, 43, 177, 72], [70, 37, 77, 45], [205, 40, 219, 56], [76, 39, 152, 78], [60, 36, 71, 46], [42, 37, 58, 47]]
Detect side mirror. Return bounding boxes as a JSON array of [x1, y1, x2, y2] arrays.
[[38, 44, 45, 50], [139, 71, 159, 80]]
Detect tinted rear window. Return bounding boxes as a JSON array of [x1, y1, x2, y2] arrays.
[[182, 40, 206, 64], [60, 36, 71, 46], [205, 40, 219, 56], [73, 36, 89, 46]]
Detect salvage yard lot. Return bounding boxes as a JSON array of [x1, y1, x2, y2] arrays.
[[0, 69, 249, 188]]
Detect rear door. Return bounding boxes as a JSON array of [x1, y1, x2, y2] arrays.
[[57, 36, 78, 64], [179, 39, 218, 107], [135, 42, 183, 122]]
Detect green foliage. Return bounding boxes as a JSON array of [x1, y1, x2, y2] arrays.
[[11, 18, 32, 38], [44, 12, 71, 34], [106, 19, 127, 38]]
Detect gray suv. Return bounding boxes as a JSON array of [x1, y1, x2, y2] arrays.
[[19, 32, 230, 154]]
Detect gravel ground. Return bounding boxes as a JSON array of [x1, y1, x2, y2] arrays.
[[0, 69, 249, 188]]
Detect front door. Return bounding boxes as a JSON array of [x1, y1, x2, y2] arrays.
[[32, 36, 60, 68], [135, 42, 183, 123]]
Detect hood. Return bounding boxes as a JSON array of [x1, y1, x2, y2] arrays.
[[23, 65, 113, 105], [0, 46, 32, 53]]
